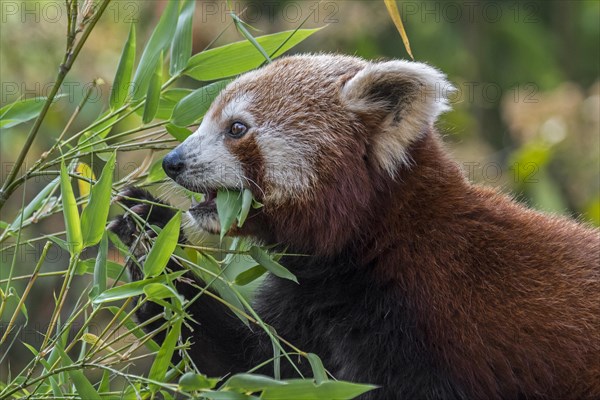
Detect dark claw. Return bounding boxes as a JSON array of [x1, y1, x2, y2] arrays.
[[109, 187, 176, 247]]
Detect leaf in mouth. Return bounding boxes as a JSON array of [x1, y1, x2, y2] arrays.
[[215, 188, 255, 240]]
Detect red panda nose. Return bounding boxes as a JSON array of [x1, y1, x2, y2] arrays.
[[163, 148, 185, 179]]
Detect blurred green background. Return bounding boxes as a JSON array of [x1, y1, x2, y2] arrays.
[[1, 0, 599, 379]]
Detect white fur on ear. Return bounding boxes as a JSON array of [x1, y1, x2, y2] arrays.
[[341, 60, 454, 175]]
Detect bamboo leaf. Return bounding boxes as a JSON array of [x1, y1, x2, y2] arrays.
[[135, 88, 193, 120], [185, 28, 322, 81], [233, 265, 266, 286], [143, 282, 181, 302], [99, 371, 111, 392], [0, 94, 67, 129], [216, 189, 243, 240], [144, 211, 181, 277], [178, 372, 218, 391], [170, 80, 229, 127], [142, 52, 163, 124], [237, 188, 253, 227], [145, 156, 168, 184], [165, 123, 192, 141], [224, 374, 285, 391], [202, 392, 258, 400], [76, 258, 127, 282], [60, 161, 82, 255], [231, 14, 271, 63], [80, 152, 116, 248], [53, 344, 102, 400], [260, 379, 378, 399], [131, 0, 179, 102], [170, 0, 195, 75], [92, 271, 186, 304], [90, 232, 108, 301], [307, 353, 328, 384], [384, 0, 414, 60], [148, 319, 181, 393], [109, 23, 136, 110], [249, 246, 297, 284], [10, 177, 59, 231], [183, 251, 249, 326]]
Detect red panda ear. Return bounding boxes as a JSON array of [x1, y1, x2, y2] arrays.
[[341, 60, 454, 175]]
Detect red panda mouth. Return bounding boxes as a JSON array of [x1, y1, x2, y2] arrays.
[[190, 189, 217, 212]]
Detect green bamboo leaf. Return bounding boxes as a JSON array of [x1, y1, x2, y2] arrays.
[[0, 94, 67, 129], [163, 88, 194, 101], [185, 29, 322, 81], [109, 23, 136, 110], [202, 392, 257, 400], [165, 123, 192, 141], [48, 235, 69, 252], [233, 265, 266, 286], [10, 177, 59, 231], [261, 379, 378, 399], [170, 0, 195, 75], [307, 353, 328, 384], [49, 377, 63, 399], [148, 319, 181, 393], [178, 372, 218, 391], [53, 344, 102, 400], [142, 52, 163, 124], [90, 232, 108, 301], [224, 374, 285, 392], [76, 258, 126, 282], [22, 342, 39, 357], [99, 370, 111, 392], [216, 189, 243, 240], [237, 188, 253, 227], [65, 362, 102, 399], [183, 251, 249, 326], [249, 246, 297, 284], [171, 80, 229, 127], [144, 211, 181, 277], [145, 156, 167, 184], [231, 15, 271, 63], [80, 152, 116, 248], [134, 88, 193, 121], [60, 162, 82, 255], [131, 0, 179, 102], [143, 282, 181, 301], [92, 271, 187, 304]]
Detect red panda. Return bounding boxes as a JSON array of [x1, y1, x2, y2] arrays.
[[110, 54, 600, 399]]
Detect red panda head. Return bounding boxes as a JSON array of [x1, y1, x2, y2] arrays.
[[163, 54, 453, 255]]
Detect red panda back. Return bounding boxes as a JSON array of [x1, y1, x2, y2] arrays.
[[369, 130, 600, 398]]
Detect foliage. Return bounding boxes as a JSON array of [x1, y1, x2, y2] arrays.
[[0, 1, 375, 399]]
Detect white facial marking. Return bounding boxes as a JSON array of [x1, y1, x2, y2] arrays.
[[177, 115, 243, 191], [183, 211, 220, 241], [255, 128, 317, 202]]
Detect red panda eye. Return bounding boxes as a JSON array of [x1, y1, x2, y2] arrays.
[[228, 122, 248, 138]]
